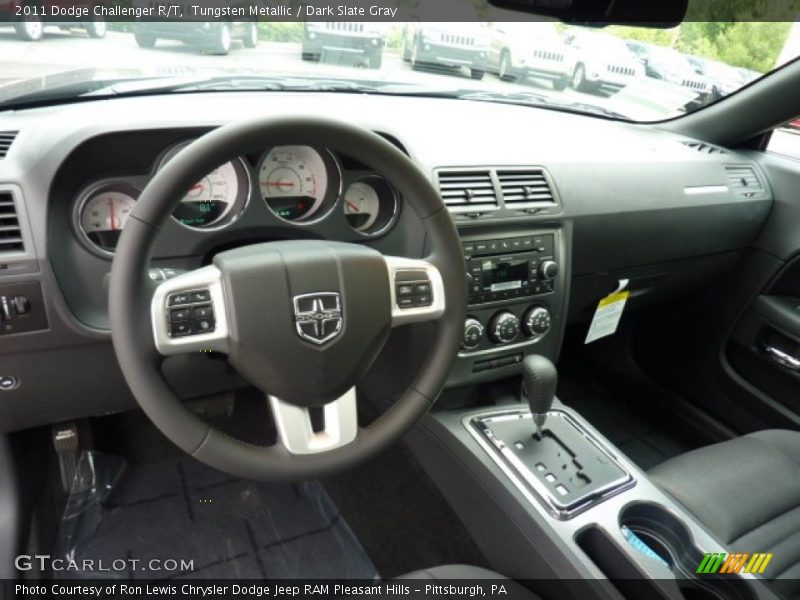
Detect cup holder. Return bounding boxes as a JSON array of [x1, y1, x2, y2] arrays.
[[620, 503, 755, 600]]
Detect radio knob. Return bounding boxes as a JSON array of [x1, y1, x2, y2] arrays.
[[489, 311, 520, 344], [523, 306, 551, 337], [463, 318, 484, 350], [539, 260, 559, 280]]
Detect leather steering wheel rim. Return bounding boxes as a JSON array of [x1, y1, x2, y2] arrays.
[[108, 116, 466, 481]]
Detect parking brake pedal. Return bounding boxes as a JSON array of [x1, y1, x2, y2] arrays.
[[53, 422, 79, 492]]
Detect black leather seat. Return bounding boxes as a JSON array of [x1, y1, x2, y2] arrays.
[[649, 429, 800, 598], [398, 565, 540, 598]]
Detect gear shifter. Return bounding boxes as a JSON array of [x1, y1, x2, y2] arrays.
[[522, 355, 558, 438]]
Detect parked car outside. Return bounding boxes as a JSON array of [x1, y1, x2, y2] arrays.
[[302, 22, 386, 69], [486, 22, 573, 90], [402, 23, 489, 80], [563, 30, 644, 94], [0, 0, 105, 41], [625, 41, 711, 106], [133, 21, 258, 55], [690, 56, 746, 100]]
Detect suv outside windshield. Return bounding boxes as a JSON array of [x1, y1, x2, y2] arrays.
[[0, 17, 798, 122]]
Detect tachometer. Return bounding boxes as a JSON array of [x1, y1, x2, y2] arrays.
[[343, 176, 398, 236], [158, 143, 248, 230], [76, 183, 139, 255], [259, 146, 338, 223]]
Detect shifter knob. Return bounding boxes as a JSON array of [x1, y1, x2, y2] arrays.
[[522, 355, 558, 436]]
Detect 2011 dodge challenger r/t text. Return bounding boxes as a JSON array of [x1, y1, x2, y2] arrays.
[[2, 0, 800, 598]]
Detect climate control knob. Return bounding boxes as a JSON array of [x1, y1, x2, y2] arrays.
[[539, 260, 559, 280], [523, 306, 552, 337], [488, 311, 520, 344], [463, 318, 484, 350]]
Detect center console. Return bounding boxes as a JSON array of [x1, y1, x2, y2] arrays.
[[447, 226, 568, 387], [408, 374, 777, 600]]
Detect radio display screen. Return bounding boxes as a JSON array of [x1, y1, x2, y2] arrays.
[[481, 258, 529, 292]]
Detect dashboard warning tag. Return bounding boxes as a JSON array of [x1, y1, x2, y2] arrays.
[[585, 280, 630, 344]]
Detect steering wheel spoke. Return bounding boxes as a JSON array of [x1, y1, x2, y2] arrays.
[[385, 255, 446, 327], [150, 265, 230, 355], [268, 388, 358, 455]]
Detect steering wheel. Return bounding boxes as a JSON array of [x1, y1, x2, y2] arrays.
[[109, 117, 466, 481]]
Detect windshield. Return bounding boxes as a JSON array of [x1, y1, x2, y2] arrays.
[[1, 17, 798, 122]]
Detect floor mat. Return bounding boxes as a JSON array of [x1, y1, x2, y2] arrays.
[[56, 452, 378, 580], [557, 370, 698, 471]]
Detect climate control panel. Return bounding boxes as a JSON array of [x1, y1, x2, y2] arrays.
[[462, 304, 552, 352]]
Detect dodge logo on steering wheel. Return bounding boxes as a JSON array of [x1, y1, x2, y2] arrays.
[[293, 292, 343, 345]]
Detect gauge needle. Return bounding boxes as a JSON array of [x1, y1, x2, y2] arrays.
[[345, 200, 360, 212], [108, 198, 117, 230], [266, 181, 295, 188]]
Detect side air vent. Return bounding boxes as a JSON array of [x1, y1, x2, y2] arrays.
[[497, 169, 555, 208], [681, 140, 728, 155], [0, 131, 18, 159], [725, 165, 765, 198], [0, 192, 25, 254], [436, 170, 499, 214]]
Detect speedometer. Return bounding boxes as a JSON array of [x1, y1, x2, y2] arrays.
[[259, 146, 338, 223], [158, 143, 248, 230]]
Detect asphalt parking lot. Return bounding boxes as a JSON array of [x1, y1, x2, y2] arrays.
[[0, 28, 591, 101]]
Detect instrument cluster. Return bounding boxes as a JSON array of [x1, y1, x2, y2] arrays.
[[73, 141, 400, 257]]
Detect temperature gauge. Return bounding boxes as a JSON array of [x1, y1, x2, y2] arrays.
[[342, 176, 398, 236]]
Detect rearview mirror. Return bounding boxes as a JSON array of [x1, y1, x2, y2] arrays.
[[485, 0, 688, 28]]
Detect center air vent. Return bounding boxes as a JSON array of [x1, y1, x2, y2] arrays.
[[680, 140, 727, 155], [436, 170, 499, 214], [0, 192, 25, 254], [497, 169, 555, 208], [0, 131, 18, 159], [724, 165, 765, 198]]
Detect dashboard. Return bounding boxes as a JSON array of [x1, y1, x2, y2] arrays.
[[0, 91, 774, 433]]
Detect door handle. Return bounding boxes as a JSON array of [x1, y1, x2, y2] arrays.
[[762, 344, 800, 371]]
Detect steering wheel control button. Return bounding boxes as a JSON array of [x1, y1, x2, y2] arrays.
[[169, 307, 191, 322], [163, 287, 218, 338], [169, 321, 192, 337], [168, 292, 192, 306], [394, 270, 434, 310], [193, 305, 213, 319], [190, 290, 211, 302], [192, 318, 216, 334], [396, 283, 414, 296], [414, 282, 432, 295]]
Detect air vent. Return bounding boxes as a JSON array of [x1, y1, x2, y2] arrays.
[[437, 170, 499, 214], [0, 131, 18, 159], [725, 165, 764, 198], [497, 169, 555, 207], [0, 192, 25, 254], [681, 140, 727, 155]]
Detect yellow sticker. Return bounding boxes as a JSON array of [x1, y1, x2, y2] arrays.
[[585, 286, 630, 344]]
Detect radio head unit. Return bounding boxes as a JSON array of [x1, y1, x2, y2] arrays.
[[463, 234, 557, 305]]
